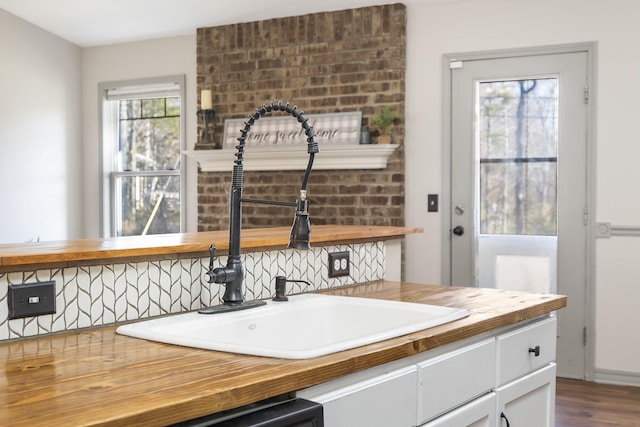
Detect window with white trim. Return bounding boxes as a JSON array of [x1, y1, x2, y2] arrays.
[[100, 76, 185, 237]]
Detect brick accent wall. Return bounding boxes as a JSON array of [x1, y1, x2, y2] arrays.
[[196, 4, 406, 231]]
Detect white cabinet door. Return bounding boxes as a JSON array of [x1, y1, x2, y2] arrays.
[[421, 392, 496, 427], [496, 363, 556, 427], [300, 365, 418, 427]]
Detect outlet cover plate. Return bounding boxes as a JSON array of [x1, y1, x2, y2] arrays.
[[8, 281, 56, 319], [328, 251, 350, 278]]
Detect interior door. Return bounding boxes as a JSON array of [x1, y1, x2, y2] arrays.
[[449, 51, 589, 379]]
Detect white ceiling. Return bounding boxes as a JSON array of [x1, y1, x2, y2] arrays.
[[0, 0, 450, 47]]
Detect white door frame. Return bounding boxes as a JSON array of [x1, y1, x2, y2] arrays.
[[440, 42, 597, 380]]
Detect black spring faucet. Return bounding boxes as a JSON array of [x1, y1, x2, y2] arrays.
[[199, 101, 319, 314]]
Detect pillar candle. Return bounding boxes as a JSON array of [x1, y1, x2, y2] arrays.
[[201, 90, 213, 110]]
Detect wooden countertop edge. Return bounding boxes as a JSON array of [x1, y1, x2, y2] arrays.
[[0, 225, 422, 270], [0, 282, 566, 426]]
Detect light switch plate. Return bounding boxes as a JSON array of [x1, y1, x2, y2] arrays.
[[8, 281, 56, 319], [428, 194, 439, 212]]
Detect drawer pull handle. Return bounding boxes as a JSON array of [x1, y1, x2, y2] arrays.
[[500, 411, 511, 427], [528, 345, 541, 357]]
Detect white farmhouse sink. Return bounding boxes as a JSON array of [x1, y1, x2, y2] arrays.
[[116, 294, 469, 359]]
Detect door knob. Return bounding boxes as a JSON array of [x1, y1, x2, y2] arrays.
[[452, 226, 464, 236]]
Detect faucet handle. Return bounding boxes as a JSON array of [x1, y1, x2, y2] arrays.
[[204, 244, 217, 283]]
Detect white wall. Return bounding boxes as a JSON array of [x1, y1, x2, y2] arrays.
[[403, 0, 640, 381], [0, 9, 83, 243], [81, 36, 198, 238]]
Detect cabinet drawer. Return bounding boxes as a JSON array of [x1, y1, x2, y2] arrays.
[[417, 338, 496, 424], [497, 316, 556, 386], [298, 365, 418, 427]]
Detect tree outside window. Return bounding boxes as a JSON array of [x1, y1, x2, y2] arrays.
[[478, 78, 558, 236]]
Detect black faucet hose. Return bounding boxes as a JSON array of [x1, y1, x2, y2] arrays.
[[235, 100, 319, 165], [212, 101, 319, 306], [301, 153, 315, 193]]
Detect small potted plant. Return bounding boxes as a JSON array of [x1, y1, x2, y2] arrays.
[[370, 106, 400, 144]]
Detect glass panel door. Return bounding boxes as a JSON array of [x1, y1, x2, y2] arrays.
[[476, 78, 558, 293], [449, 51, 590, 379]]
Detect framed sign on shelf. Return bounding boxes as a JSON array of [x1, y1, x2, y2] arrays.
[[222, 111, 362, 149]]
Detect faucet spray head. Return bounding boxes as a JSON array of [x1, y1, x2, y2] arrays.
[[288, 194, 311, 250]]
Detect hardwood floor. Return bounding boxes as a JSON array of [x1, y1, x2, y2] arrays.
[[556, 377, 640, 426]]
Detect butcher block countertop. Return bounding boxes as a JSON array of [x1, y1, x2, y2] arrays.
[[1, 281, 566, 427], [0, 225, 421, 271]]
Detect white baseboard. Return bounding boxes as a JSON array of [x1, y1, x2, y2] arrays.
[[594, 369, 640, 387]]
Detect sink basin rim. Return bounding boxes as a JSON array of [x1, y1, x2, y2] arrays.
[[116, 293, 470, 359]]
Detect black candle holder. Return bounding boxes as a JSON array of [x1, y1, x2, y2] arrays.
[[196, 109, 216, 148]]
